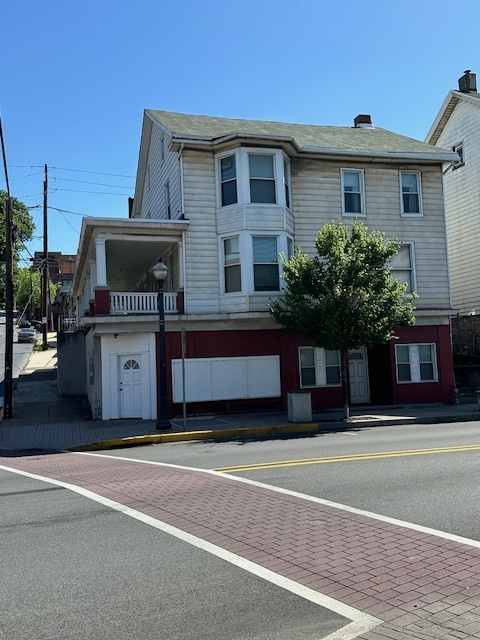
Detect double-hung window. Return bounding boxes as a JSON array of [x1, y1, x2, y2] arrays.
[[223, 236, 241, 293], [391, 243, 415, 294], [400, 171, 422, 216], [253, 236, 280, 291], [395, 344, 437, 383], [220, 155, 238, 206], [299, 347, 341, 387], [249, 154, 276, 204], [217, 149, 290, 208], [341, 169, 365, 216]]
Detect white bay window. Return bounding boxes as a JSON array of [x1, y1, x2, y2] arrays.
[[216, 148, 291, 208], [220, 232, 291, 295]]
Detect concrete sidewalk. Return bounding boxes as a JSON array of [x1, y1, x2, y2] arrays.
[[1, 333, 479, 452]]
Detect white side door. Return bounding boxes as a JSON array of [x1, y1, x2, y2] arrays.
[[349, 348, 369, 404], [119, 355, 142, 418]]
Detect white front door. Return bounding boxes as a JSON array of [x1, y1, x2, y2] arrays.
[[119, 355, 142, 418], [349, 348, 369, 404]]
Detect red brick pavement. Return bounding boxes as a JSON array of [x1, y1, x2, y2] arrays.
[[2, 451, 480, 639]]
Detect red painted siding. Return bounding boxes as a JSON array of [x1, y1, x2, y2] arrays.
[[157, 324, 455, 417]]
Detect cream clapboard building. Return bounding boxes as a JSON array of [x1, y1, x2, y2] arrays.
[[69, 110, 457, 420], [426, 69, 480, 316]]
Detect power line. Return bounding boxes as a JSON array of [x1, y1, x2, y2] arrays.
[[57, 209, 80, 234], [10, 170, 45, 181], [9, 164, 135, 179], [50, 187, 132, 196], [49, 165, 135, 179], [50, 176, 133, 189], [48, 206, 95, 217]]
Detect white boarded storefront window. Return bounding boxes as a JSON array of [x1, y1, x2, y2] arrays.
[[172, 356, 281, 403]]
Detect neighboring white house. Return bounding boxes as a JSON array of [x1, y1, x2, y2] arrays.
[[68, 109, 457, 421], [426, 69, 480, 315]]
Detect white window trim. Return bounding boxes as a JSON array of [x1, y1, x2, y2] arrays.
[[219, 231, 291, 295], [395, 343, 438, 384], [400, 170, 423, 217], [341, 168, 366, 217], [298, 346, 341, 388], [220, 234, 243, 295], [452, 141, 465, 170], [215, 148, 290, 209], [391, 241, 417, 294]]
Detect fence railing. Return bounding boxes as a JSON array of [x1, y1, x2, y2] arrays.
[[58, 316, 80, 333], [110, 292, 178, 314]]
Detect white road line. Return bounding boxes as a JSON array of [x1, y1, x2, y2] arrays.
[[76, 450, 480, 549], [0, 461, 380, 640]]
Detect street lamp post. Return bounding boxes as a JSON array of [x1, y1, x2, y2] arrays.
[[152, 259, 172, 431]]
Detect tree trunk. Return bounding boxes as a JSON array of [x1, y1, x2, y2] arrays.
[[341, 349, 350, 419]]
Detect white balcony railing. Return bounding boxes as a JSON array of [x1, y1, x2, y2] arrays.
[[110, 292, 178, 314], [58, 316, 80, 332]]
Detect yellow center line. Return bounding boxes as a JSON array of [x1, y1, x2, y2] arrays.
[[214, 444, 480, 473]]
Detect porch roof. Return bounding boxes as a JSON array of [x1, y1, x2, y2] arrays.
[[72, 218, 189, 297]]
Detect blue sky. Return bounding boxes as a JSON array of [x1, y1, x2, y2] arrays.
[[2, 0, 479, 265]]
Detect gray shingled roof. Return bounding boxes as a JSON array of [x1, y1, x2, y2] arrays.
[[147, 109, 453, 158]]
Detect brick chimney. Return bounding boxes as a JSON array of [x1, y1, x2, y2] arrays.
[[354, 114, 373, 128], [458, 69, 477, 93]]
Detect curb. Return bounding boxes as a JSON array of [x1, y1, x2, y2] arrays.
[[68, 412, 480, 452], [69, 423, 318, 451]]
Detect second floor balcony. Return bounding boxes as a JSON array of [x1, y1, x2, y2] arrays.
[[110, 291, 179, 314]]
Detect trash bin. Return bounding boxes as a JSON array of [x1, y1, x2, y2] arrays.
[[287, 390, 312, 423]]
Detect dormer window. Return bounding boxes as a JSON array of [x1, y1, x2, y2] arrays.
[[216, 148, 290, 209]]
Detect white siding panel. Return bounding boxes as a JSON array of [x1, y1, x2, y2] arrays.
[[291, 159, 450, 310], [140, 126, 181, 220], [172, 356, 281, 402], [436, 100, 480, 313], [182, 150, 220, 313]]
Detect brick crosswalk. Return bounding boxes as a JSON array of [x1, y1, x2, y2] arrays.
[[2, 451, 480, 639]]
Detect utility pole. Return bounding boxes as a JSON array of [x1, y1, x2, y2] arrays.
[[42, 164, 48, 348], [0, 117, 14, 419]]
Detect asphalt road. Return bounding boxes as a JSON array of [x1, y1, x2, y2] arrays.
[[1, 468, 345, 640], [0, 320, 34, 387], [3, 421, 480, 639], [106, 420, 480, 541]]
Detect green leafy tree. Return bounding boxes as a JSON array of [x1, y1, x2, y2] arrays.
[[15, 267, 61, 320], [0, 191, 35, 306], [271, 221, 416, 418]]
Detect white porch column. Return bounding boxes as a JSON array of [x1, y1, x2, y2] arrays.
[[95, 236, 107, 287]]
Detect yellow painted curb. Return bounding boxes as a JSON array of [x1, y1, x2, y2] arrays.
[[69, 423, 318, 451]]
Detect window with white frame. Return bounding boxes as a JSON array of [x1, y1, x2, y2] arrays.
[[299, 347, 341, 387], [223, 236, 241, 293], [400, 171, 422, 216], [253, 236, 280, 291], [216, 148, 290, 208], [249, 154, 276, 204], [395, 344, 437, 383], [284, 158, 291, 209], [452, 142, 464, 169], [390, 243, 415, 294], [220, 155, 237, 206], [341, 169, 365, 216]]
